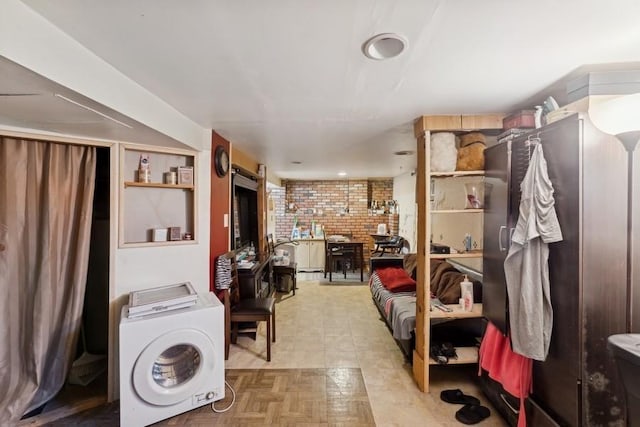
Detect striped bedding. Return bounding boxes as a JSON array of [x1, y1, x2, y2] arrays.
[[369, 272, 416, 340]]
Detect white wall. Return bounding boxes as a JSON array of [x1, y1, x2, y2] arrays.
[[111, 147, 211, 399], [393, 171, 417, 252], [114, 148, 212, 297], [0, 0, 214, 401], [0, 0, 206, 150]]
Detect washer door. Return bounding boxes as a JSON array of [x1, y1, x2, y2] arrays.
[[132, 328, 216, 406]]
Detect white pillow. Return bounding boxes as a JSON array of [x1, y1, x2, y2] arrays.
[[430, 132, 457, 172]]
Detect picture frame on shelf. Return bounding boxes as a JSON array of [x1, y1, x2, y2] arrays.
[[178, 166, 194, 185], [169, 226, 182, 241], [152, 228, 168, 242]]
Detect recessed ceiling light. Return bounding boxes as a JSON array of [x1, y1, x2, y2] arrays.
[[338, 171, 347, 176], [362, 33, 407, 60], [393, 150, 414, 156]]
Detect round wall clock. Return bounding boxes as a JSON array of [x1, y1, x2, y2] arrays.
[[214, 145, 229, 177]]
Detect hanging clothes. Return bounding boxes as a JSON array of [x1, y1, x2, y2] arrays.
[[479, 321, 532, 427], [504, 143, 563, 361]]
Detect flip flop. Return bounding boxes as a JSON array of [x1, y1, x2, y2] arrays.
[[455, 404, 491, 425], [440, 389, 481, 405]]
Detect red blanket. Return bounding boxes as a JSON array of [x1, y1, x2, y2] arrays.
[[375, 266, 416, 293]]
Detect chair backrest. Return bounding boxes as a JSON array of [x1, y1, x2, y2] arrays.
[[387, 235, 402, 245], [392, 236, 405, 252], [266, 234, 275, 254], [379, 235, 405, 254], [327, 240, 354, 256], [223, 250, 241, 306]]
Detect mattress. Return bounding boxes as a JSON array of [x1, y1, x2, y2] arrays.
[[369, 272, 416, 340]]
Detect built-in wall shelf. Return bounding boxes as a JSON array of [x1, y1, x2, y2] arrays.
[[119, 144, 197, 248], [124, 181, 195, 190], [119, 240, 197, 249]]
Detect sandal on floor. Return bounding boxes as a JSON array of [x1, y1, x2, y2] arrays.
[[455, 404, 491, 425], [440, 389, 480, 405]]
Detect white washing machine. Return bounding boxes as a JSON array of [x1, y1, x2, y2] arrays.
[[119, 291, 225, 427]]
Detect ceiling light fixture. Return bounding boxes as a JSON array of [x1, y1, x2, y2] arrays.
[[338, 171, 347, 176], [362, 33, 407, 60]]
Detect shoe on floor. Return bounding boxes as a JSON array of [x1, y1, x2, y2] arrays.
[[440, 389, 481, 405], [455, 404, 491, 425]]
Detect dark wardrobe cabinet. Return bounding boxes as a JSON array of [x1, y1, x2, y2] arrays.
[[481, 114, 631, 425]]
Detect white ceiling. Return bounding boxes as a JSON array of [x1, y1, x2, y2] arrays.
[[3, 0, 640, 179], [0, 58, 190, 149]]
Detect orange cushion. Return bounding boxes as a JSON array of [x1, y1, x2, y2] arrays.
[[376, 267, 417, 293]]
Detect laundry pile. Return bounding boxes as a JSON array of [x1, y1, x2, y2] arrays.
[[440, 389, 490, 425]]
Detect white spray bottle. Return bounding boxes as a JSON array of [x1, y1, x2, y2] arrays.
[[460, 275, 474, 312]]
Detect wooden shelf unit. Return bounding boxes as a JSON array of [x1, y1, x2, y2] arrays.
[[429, 346, 479, 365], [430, 170, 485, 177], [431, 209, 483, 214], [430, 250, 483, 259], [429, 305, 483, 365], [413, 113, 503, 392], [431, 303, 483, 319]]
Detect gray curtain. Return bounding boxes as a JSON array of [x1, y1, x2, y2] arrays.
[[0, 137, 96, 424]]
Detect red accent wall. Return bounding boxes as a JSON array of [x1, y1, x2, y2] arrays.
[[210, 131, 231, 292]]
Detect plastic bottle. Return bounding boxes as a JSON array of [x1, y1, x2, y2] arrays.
[[138, 153, 151, 183], [464, 233, 472, 252], [460, 275, 474, 312], [534, 105, 543, 128]]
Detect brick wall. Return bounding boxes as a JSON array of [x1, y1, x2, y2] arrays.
[[273, 179, 396, 267]]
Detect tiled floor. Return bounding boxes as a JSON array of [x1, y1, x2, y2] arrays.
[[52, 274, 508, 426], [224, 274, 507, 426]]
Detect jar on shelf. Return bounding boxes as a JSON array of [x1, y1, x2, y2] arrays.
[[464, 183, 484, 209]]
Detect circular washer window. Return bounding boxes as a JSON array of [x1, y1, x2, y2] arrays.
[[152, 344, 202, 388], [133, 329, 216, 406]]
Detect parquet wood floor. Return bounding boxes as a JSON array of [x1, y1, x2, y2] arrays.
[[49, 368, 374, 426], [35, 278, 508, 426]]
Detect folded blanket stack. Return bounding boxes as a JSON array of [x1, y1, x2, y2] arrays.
[[430, 259, 481, 304]]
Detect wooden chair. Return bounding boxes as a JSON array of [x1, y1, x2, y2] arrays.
[[273, 260, 297, 295], [377, 235, 405, 256], [266, 233, 275, 254], [222, 251, 276, 361], [270, 235, 298, 295]]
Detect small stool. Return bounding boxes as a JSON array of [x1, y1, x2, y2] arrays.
[[273, 263, 297, 295]]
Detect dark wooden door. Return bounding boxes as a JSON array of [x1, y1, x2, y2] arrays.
[[482, 141, 510, 334]]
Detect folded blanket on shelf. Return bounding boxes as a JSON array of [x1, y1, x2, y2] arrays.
[[431, 259, 481, 304]]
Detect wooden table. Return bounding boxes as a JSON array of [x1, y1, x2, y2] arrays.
[[325, 240, 364, 282]]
